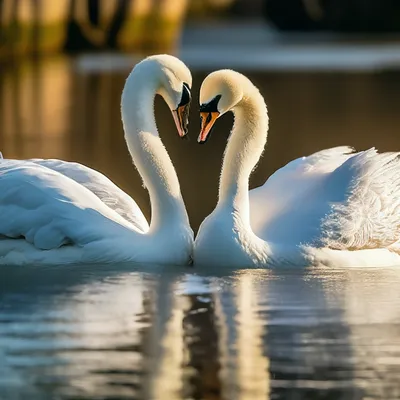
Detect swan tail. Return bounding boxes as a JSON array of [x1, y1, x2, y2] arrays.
[[0, 151, 3, 160]]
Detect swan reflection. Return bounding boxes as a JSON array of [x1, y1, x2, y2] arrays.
[[2, 266, 400, 399]]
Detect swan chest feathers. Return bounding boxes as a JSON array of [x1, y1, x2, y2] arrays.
[[194, 208, 313, 268], [194, 208, 268, 267]]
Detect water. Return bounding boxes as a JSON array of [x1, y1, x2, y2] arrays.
[[2, 55, 400, 399], [1, 265, 400, 399]]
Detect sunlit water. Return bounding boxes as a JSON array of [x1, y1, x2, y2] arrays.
[[1, 265, 400, 399], [2, 55, 400, 399]]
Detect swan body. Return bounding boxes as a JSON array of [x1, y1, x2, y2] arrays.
[[26, 158, 149, 231], [194, 70, 400, 268], [0, 55, 193, 266]]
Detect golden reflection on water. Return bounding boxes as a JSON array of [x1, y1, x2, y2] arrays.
[[2, 265, 400, 399], [151, 277, 186, 399], [337, 269, 400, 399], [0, 58, 72, 159], [235, 272, 270, 399], [54, 270, 274, 399], [29, 270, 273, 399]]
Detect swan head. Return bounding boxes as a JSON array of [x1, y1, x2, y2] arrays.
[[127, 54, 192, 137], [198, 70, 247, 143], [152, 55, 192, 138]]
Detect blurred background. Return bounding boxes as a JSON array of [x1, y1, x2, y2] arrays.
[[2, 0, 400, 230]]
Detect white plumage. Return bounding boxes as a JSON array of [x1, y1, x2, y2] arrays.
[[194, 70, 400, 268], [250, 146, 400, 251], [28, 158, 149, 231], [0, 160, 134, 248], [0, 55, 193, 266]]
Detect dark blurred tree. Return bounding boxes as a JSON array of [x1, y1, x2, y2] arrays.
[[64, 0, 132, 52], [323, 0, 400, 32], [105, 0, 130, 48], [88, 0, 100, 27], [264, 0, 322, 31], [31, 0, 41, 54], [264, 0, 400, 32], [223, 0, 259, 17], [64, 0, 98, 52], [0, 0, 4, 45]]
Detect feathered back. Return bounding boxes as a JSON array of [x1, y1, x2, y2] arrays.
[[250, 146, 400, 252]]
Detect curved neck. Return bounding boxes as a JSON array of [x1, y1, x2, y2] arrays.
[[218, 89, 269, 224], [121, 70, 189, 233]]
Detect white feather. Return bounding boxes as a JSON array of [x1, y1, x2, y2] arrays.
[[0, 55, 193, 266], [27, 158, 148, 232], [194, 70, 400, 268], [251, 147, 400, 251]]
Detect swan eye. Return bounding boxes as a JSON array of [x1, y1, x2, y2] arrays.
[[179, 83, 191, 107], [199, 95, 221, 113]]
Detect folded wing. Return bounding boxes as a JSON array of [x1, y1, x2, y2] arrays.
[[0, 160, 141, 251], [250, 146, 400, 250], [28, 158, 149, 233]]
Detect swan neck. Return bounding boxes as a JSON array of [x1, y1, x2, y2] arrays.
[[218, 90, 269, 222], [121, 71, 189, 233]]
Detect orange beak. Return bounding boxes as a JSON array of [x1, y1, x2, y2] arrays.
[[198, 112, 220, 143]]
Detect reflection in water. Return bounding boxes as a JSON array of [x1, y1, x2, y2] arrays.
[[51, 273, 148, 398], [151, 275, 185, 400], [264, 269, 358, 400], [181, 276, 220, 399], [222, 271, 270, 400], [333, 269, 400, 399], [0, 58, 71, 158], [2, 266, 400, 399]]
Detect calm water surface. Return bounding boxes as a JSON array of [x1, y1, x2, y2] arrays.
[[1, 56, 400, 399], [1, 265, 400, 399]]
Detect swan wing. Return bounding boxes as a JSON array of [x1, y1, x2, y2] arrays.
[[249, 146, 355, 241], [319, 148, 400, 250], [28, 158, 149, 232], [0, 160, 140, 251], [250, 146, 400, 250]]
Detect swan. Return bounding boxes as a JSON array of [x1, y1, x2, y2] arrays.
[[193, 69, 400, 268], [0, 54, 194, 266]]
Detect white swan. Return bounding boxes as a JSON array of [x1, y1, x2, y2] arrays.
[[194, 69, 400, 268], [0, 54, 194, 266]]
